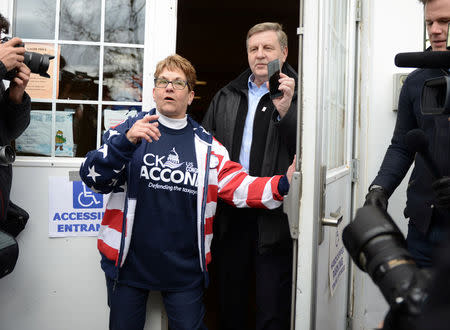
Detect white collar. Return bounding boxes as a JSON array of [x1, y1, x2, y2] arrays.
[[155, 109, 187, 129]]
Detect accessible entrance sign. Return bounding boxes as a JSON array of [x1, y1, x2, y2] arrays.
[[49, 176, 107, 237]]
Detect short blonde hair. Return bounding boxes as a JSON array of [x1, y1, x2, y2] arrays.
[[154, 54, 197, 91], [246, 22, 288, 50]]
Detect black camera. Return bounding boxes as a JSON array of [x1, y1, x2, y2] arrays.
[[343, 206, 433, 330], [1, 37, 54, 80], [0, 145, 15, 165]]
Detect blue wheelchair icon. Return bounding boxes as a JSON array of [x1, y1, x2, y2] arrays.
[[73, 181, 103, 209]]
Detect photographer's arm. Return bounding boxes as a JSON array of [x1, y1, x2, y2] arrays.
[[370, 76, 417, 197], [8, 62, 30, 104], [0, 38, 31, 141]]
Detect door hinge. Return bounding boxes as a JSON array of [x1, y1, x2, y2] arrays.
[[351, 158, 359, 183], [355, 0, 362, 22], [283, 171, 302, 239]]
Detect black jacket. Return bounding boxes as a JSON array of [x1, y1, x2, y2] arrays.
[[202, 63, 297, 252], [0, 62, 31, 221], [371, 67, 450, 234]]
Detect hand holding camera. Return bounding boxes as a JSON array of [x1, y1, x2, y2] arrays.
[[0, 36, 53, 103], [0, 37, 25, 72], [364, 185, 389, 211]]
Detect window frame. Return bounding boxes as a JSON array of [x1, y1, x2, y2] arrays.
[[7, 0, 177, 166]]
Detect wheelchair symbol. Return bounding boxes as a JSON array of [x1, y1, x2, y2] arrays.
[[77, 183, 102, 208]]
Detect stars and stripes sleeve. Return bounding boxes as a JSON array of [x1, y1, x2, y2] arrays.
[[213, 139, 285, 209], [79, 117, 138, 194]]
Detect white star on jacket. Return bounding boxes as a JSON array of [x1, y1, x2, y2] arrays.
[[87, 165, 101, 182], [108, 130, 120, 140], [98, 144, 108, 158]]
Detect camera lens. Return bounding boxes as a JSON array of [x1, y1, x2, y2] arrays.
[[23, 51, 54, 78], [343, 206, 417, 306], [0, 145, 16, 165]]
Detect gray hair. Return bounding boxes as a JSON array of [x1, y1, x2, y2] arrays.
[[246, 22, 288, 50]]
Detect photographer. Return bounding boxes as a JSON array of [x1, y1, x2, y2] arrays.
[[365, 0, 450, 268], [0, 13, 31, 223]]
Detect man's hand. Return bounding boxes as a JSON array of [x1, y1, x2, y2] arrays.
[[9, 63, 31, 104], [364, 186, 388, 211], [287, 155, 296, 184], [126, 114, 161, 144], [432, 176, 450, 208], [270, 72, 295, 118], [0, 37, 25, 72]]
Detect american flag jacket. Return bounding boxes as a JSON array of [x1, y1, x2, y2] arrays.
[[79, 109, 285, 281]]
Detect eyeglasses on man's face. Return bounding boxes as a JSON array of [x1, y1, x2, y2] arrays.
[[154, 78, 189, 90]]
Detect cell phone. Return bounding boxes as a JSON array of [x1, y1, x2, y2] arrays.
[[447, 22, 450, 49], [267, 59, 282, 99]]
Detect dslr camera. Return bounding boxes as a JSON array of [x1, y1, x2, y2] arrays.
[[343, 206, 432, 330], [1, 36, 54, 80]]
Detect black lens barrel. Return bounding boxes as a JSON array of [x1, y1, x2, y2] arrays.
[[23, 51, 54, 78], [0, 145, 16, 165], [343, 206, 418, 307]]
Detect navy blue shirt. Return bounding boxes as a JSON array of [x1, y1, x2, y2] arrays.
[[103, 119, 202, 291]]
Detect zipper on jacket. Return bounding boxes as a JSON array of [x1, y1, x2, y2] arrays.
[[114, 170, 130, 290], [200, 145, 211, 275]]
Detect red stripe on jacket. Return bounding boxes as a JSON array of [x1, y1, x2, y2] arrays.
[[246, 177, 271, 208], [98, 239, 119, 264], [102, 209, 125, 232]]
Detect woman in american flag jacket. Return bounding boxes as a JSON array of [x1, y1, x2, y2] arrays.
[[79, 54, 294, 330]]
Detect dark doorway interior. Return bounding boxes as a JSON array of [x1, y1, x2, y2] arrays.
[[177, 0, 299, 124], [176, 1, 299, 328]]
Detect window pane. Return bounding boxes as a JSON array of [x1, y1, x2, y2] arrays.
[[57, 104, 98, 157], [15, 103, 52, 156], [105, 0, 145, 44], [59, 45, 100, 100], [102, 105, 141, 133], [103, 47, 143, 102], [324, 1, 347, 169], [59, 0, 101, 41], [14, 0, 56, 39], [23, 43, 57, 99]]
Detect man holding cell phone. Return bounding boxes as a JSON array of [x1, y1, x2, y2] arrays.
[[202, 22, 297, 330]]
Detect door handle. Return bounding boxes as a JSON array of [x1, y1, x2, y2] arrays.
[[322, 207, 343, 227]]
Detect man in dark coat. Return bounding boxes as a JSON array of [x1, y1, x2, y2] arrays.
[[0, 14, 31, 223], [202, 22, 297, 330], [365, 0, 450, 268]]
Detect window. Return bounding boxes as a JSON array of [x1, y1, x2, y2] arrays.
[[322, 0, 348, 169], [12, 0, 145, 158]]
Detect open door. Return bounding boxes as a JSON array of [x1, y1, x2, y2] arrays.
[[289, 0, 359, 329]]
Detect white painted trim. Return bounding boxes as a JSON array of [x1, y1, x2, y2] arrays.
[[326, 165, 351, 185], [295, 0, 321, 328], [13, 157, 83, 168], [143, 0, 178, 111]]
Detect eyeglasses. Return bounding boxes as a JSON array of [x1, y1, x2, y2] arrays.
[[154, 78, 189, 90]]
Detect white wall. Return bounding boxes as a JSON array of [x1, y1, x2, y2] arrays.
[[0, 161, 167, 330], [353, 0, 424, 328]]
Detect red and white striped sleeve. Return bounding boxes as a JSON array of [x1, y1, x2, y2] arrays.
[[213, 139, 284, 209]]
